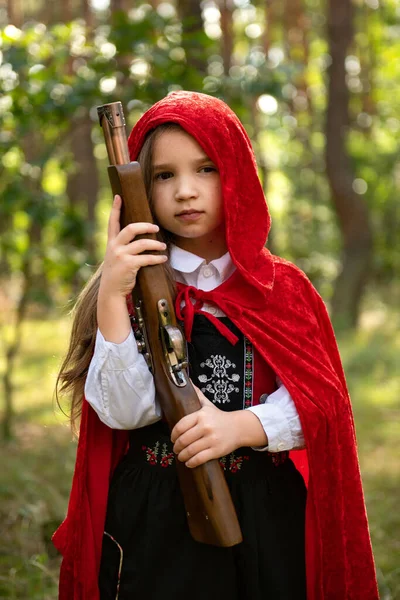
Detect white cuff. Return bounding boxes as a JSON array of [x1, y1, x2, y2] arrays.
[[246, 403, 293, 453]]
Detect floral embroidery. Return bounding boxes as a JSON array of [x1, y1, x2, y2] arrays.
[[198, 354, 240, 404], [243, 339, 253, 408], [160, 443, 174, 467], [271, 451, 289, 466], [140, 441, 287, 472], [219, 451, 250, 473], [142, 442, 159, 465], [142, 441, 175, 467]]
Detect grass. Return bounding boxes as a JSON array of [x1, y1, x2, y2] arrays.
[[339, 320, 400, 599], [0, 317, 75, 599], [0, 313, 399, 599]]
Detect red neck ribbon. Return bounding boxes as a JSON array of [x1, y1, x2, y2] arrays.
[[175, 282, 239, 345]]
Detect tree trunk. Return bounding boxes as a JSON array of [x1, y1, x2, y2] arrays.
[[83, 0, 94, 30], [326, 0, 372, 329], [177, 0, 207, 73], [283, 0, 312, 116], [7, 0, 23, 26], [65, 4, 99, 271], [263, 0, 280, 55], [66, 113, 99, 264], [62, 0, 72, 22], [220, 0, 234, 75], [110, 0, 130, 11], [358, 4, 376, 126], [1, 160, 41, 441], [2, 247, 33, 441], [283, 0, 305, 50], [110, 0, 133, 93]]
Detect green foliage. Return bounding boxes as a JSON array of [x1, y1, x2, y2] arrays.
[[0, 2, 398, 306], [0, 8, 297, 305]]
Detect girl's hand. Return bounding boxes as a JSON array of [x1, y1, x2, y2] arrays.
[[171, 385, 242, 468], [100, 194, 168, 299]]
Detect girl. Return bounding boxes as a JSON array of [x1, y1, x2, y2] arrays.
[[54, 92, 378, 600]]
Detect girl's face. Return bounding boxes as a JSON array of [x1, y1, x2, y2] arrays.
[[151, 128, 226, 260]]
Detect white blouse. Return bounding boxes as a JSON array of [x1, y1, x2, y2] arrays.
[[84, 245, 305, 453]]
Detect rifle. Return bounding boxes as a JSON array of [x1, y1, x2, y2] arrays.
[[97, 101, 242, 547]]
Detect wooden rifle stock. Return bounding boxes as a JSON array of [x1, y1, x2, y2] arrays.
[[97, 101, 242, 547]]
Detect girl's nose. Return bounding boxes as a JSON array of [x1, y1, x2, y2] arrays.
[[174, 176, 199, 201]]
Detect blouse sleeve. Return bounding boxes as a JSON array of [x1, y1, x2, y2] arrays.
[[246, 379, 305, 452], [84, 329, 161, 430]]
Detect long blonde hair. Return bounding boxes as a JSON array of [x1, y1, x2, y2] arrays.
[[56, 122, 181, 430]]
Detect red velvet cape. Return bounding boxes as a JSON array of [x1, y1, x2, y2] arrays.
[[53, 92, 378, 599]]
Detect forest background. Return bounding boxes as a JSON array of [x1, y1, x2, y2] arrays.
[[0, 0, 399, 598]]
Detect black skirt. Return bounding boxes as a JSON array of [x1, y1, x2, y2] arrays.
[[99, 421, 307, 600]]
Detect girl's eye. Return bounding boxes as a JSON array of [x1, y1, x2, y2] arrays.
[[154, 171, 173, 181], [200, 165, 218, 174]]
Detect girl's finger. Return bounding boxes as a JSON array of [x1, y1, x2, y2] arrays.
[[129, 253, 168, 270], [197, 394, 214, 408], [117, 221, 159, 246], [171, 412, 198, 444], [173, 425, 202, 455], [190, 383, 214, 407], [176, 439, 210, 463], [124, 238, 166, 256], [185, 449, 214, 469], [107, 195, 122, 241]]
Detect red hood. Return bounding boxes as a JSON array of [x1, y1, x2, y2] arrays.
[[128, 91, 274, 304]]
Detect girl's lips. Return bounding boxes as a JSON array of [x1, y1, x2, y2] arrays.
[[176, 211, 204, 221]]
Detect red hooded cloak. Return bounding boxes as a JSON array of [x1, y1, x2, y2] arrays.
[[53, 91, 378, 599]]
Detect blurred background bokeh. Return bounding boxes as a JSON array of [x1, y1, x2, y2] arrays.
[[0, 0, 399, 598]]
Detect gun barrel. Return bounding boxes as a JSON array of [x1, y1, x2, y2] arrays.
[[97, 102, 130, 166]]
